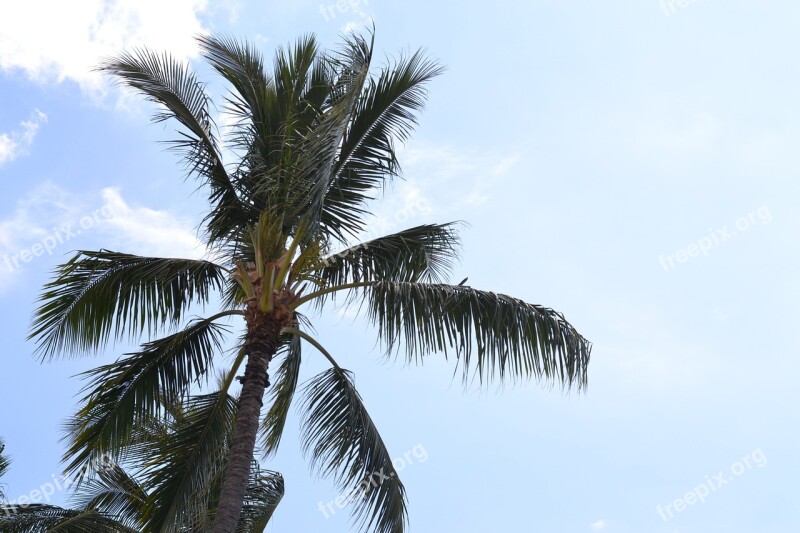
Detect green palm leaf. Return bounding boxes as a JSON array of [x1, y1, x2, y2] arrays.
[[135, 392, 238, 532], [259, 335, 302, 457], [63, 314, 234, 476], [299, 33, 374, 243], [205, 462, 284, 533], [236, 467, 284, 533], [0, 438, 10, 502], [301, 368, 406, 533], [69, 464, 148, 530], [98, 49, 243, 237], [365, 281, 591, 387], [321, 51, 444, 238], [317, 223, 461, 288], [29, 251, 227, 359], [0, 439, 8, 477], [197, 34, 273, 134], [0, 505, 137, 533]]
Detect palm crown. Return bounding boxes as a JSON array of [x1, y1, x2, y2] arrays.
[[29, 31, 591, 533]]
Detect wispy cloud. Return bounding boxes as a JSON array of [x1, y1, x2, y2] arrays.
[[0, 183, 205, 290], [99, 188, 206, 259], [395, 141, 522, 213], [0, 110, 47, 167], [0, 0, 208, 94], [591, 519, 608, 530]]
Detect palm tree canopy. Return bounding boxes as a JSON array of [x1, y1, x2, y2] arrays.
[[29, 30, 592, 533]]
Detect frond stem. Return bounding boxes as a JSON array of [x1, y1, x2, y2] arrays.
[[280, 327, 341, 370], [290, 281, 373, 310]]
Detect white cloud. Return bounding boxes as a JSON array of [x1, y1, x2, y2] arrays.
[[591, 519, 608, 530], [0, 0, 209, 93], [0, 182, 69, 252], [0, 183, 205, 291], [99, 188, 205, 258], [0, 110, 47, 167]]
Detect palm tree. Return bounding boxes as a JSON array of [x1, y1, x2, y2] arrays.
[[29, 31, 592, 533], [0, 400, 284, 532], [0, 438, 10, 503]]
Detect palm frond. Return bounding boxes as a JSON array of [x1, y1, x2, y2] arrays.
[[0, 438, 9, 503], [316, 223, 461, 290], [235, 467, 284, 533], [365, 282, 592, 388], [273, 35, 319, 120], [298, 33, 374, 244], [260, 335, 302, 457], [29, 251, 227, 359], [197, 34, 273, 132], [99, 49, 242, 224], [204, 461, 284, 533], [302, 368, 406, 533], [0, 438, 9, 480], [196, 34, 280, 242], [0, 505, 136, 533], [69, 464, 147, 529], [136, 392, 238, 532], [320, 50, 444, 237], [63, 315, 233, 476]]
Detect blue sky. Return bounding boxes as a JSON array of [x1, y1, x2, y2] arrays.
[[1, 0, 798, 531]]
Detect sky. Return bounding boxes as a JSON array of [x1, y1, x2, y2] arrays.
[[1, 0, 798, 532]]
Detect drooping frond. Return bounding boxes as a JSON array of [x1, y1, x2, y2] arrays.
[[234, 467, 284, 533], [197, 34, 273, 133], [260, 335, 302, 457], [204, 462, 284, 533], [136, 392, 238, 532], [63, 314, 233, 477], [98, 50, 243, 230], [365, 282, 592, 388], [301, 368, 406, 533], [316, 223, 462, 290], [29, 251, 227, 359], [0, 505, 136, 533], [69, 464, 148, 529]]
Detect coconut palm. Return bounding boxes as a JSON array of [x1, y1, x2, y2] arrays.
[[0, 438, 10, 503], [0, 399, 284, 532], [29, 31, 592, 533]]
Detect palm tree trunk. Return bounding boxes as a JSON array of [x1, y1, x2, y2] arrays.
[[213, 315, 281, 533]]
